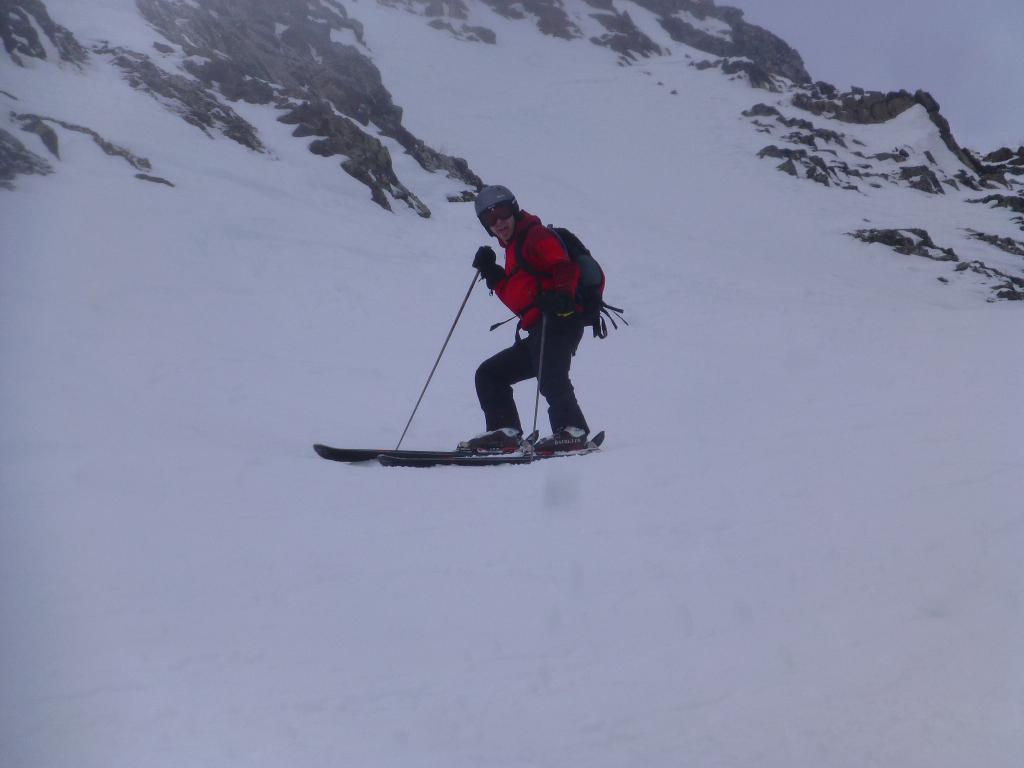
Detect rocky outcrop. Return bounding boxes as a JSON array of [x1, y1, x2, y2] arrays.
[[953, 260, 1024, 300], [791, 87, 979, 177], [966, 229, 1024, 257], [0, 0, 87, 66], [16, 114, 60, 158], [391, 0, 809, 83], [693, 57, 784, 91], [899, 165, 944, 195], [967, 145, 1024, 184], [792, 86, 918, 125], [99, 44, 266, 152], [427, 19, 496, 44], [13, 112, 153, 171], [850, 228, 958, 261], [645, 0, 810, 84], [278, 100, 429, 215], [489, 0, 580, 38], [742, 84, 1014, 197], [590, 11, 663, 62], [968, 194, 1024, 231], [757, 145, 840, 188], [0, 125, 53, 188], [849, 228, 1024, 301], [132, 0, 481, 215], [2, 110, 170, 189]]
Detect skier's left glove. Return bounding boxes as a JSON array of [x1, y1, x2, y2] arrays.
[[472, 246, 497, 271], [473, 246, 505, 289], [535, 291, 575, 318]]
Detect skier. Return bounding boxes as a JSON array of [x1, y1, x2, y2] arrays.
[[460, 185, 591, 454]]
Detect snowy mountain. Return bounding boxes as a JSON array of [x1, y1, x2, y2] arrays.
[[2, 1, 1022, 767]]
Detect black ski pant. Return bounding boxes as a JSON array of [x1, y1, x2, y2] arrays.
[[475, 317, 589, 435]]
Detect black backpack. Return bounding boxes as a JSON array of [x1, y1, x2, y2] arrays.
[[513, 224, 627, 338]]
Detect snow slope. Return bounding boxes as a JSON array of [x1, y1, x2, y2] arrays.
[[2, 1, 1022, 766]]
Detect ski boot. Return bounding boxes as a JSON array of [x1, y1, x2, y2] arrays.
[[533, 427, 589, 455], [457, 427, 527, 455]]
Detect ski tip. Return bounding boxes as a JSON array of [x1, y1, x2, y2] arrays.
[[591, 430, 605, 448], [313, 443, 329, 457]]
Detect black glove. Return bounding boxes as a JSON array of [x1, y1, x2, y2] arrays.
[[535, 291, 575, 317], [472, 246, 496, 272], [473, 245, 505, 289]]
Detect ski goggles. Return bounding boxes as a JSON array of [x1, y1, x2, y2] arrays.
[[478, 202, 516, 228]]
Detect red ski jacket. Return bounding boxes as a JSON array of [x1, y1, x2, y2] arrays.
[[493, 211, 580, 330]]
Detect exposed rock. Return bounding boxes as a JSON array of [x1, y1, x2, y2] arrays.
[[389, 0, 579, 39], [965, 229, 1024, 257], [694, 57, 783, 91], [462, 24, 497, 44], [792, 89, 916, 124], [481, 0, 579, 39], [745, 81, 1009, 197], [13, 112, 153, 171], [970, 145, 1024, 180], [744, 103, 847, 147], [758, 145, 836, 187], [394, 0, 809, 84], [183, 57, 277, 105], [791, 88, 979, 176], [969, 194, 1024, 215], [954, 261, 1024, 300], [99, 44, 266, 152], [135, 172, 175, 186], [589, 11, 662, 62], [899, 165, 944, 195], [915, 91, 983, 176], [427, 19, 496, 44], [17, 114, 60, 158], [742, 103, 781, 119], [724, 8, 810, 85], [849, 228, 958, 261], [279, 100, 430, 216], [984, 147, 1016, 163], [954, 169, 986, 192], [0, 0, 88, 67], [133, 0, 482, 214], [968, 193, 1024, 231], [643, 0, 810, 84], [0, 125, 53, 189], [849, 227, 1021, 300]]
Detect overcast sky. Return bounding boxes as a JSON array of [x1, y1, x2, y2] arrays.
[[725, 0, 1024, 151]]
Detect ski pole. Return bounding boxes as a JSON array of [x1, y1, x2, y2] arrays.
[[395, 271, 482, 450], [531, 310, 548, 436]]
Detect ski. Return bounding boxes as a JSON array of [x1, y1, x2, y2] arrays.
[[313, 444, 460, 463], [377, 431, 604, 468], [312, 431, 541, 464], [377, 451, 534, 467]]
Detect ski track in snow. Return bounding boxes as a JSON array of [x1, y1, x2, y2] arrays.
[[2, 2, 1023, 767]]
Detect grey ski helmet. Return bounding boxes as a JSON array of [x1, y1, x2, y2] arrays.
[[474, 184, 519, 231]]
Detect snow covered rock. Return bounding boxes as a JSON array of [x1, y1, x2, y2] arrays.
[[0, 125, 53, 188], [128, 0, 481, 210], [0, 0, 87, 66], [100, 44, 266, 152], [849, 228, 1024, 300]]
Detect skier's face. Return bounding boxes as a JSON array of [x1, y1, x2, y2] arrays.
[[489, 211, 516, 242]]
